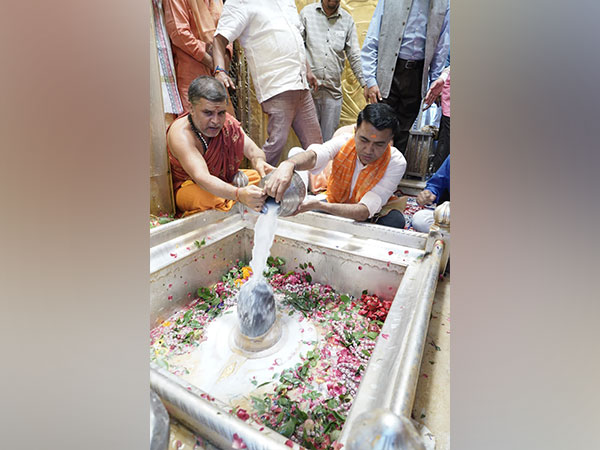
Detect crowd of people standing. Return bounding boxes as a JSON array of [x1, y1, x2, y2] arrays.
[[161, 0, 451, 230]]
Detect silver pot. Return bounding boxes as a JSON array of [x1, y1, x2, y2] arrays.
[[258, 171, 306, 217]]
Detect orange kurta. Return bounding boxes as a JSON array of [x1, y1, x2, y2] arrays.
[[163, 0, 232, 112]]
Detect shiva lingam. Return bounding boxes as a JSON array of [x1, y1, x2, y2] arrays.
[[233, 276, 282, 354]]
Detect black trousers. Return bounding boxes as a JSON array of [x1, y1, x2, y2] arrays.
[[431, 114, 450, 173], [383, 58, 424, 154], [370, 209, 406, 229]]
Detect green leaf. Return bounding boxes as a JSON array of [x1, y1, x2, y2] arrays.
[[366, 331, 379, 340], [352, 331, 364, 341], [327, 398, 339, 409], [328, 428, 341, 442], [361, 349, 371, 357], [293, 408, 308, 422], [250, 396, 267, 415], [305, 273, 312, 283], [330, 409, 346, 422], [323, 420, 336, 435], [189, 320, 202, 329], [278, 418, 298, 437], [197, 287, 213, 301], [183, 310, 193, 324], [257, 381, 271, 388]]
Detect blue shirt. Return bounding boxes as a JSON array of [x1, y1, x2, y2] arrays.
[[426, 156, 449, 202], [361, 0, 450, 89]]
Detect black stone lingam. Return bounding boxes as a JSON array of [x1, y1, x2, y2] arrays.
[[237, 278, 276, 338], [233, 277, 282, 354]]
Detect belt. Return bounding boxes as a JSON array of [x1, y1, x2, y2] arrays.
[[398, 58, 424, 69]]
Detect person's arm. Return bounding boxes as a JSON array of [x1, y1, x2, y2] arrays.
[[264, 149, 318, 202], [345, 20, 366, 89], [419, 156, 450, 204], [163, 0, 213, 67], [241, 131, 274, 177], [213, 1, 247, 89], [427, 5, 450, 84], [306, 60, 319, 92], [423, 66, 450, 110], [213, 34, 234, 89], [298, 196, 370, 221], [360, 0, 384, 103], [168, 125, 265, 211]]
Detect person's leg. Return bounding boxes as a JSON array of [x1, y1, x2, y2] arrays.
[[411, 209, 435, 232], [383, 60, 424, 153], [175, 181, 234, 216], [430, 114, 450, 173], [373, 209, 406, 229], [316, 91, 342, 142], [261, 91, 296, 166], [311, 90, 324, 124], [240, 169, 261, 186], [291, 89, 323, 149]]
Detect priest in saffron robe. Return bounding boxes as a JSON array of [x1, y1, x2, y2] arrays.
[[264, 103, 407, 228], [167, 76, 273, 216]]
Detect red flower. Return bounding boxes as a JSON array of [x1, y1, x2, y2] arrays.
[[285, 440, 294, 447], [236, 408, 250, 421]]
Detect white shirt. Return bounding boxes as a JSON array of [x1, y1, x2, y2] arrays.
[[215, 0, 309, 103], [307, 133, 406, 218]]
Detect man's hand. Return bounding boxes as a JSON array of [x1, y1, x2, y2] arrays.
[[307, 70, 319, 92], [416, 189, 437, 206], [264, 160, 295, 203], [238, 185, 266, 212], [215, 71, 235, 90], [295, 195, 322, 214], [253, 159, 275, 178], [423, 78, 444, 110], [364, 85, 382, 103]]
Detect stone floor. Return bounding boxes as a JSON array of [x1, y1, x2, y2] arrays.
[[412, 274, 451, 450]]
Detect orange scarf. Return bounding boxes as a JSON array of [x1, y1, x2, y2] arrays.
[[327, 137, 391, 204]]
